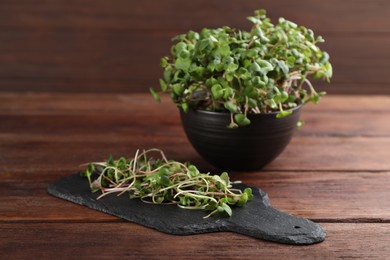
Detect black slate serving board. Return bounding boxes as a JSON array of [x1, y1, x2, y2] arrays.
[[48, 173, 325, 245]]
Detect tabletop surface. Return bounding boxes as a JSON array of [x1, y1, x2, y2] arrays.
[[1, 93, 389, 259]]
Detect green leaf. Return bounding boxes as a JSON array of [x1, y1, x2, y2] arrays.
[[236, 193, 248, 207], [150, 88, 160, 102], [159, 79, 167, 91], [198, 39, 211, 52], [254, 9, 267, 18], [211, 84, 223, 99], [244, 187, 253, 200], [173, 84, 184, 95], [281, 91, 289, 102], [215, 42, 231, 57], [224, 101, 238, 113], [175, 58, 191, 71], [160, 57, 169, 68], [269, 99, 277, 109], [253, 27, 269, 43], [163, 70, 172, 82], [234, 114, 251, 126], [221, 203, 232, 217], [257, 60, 274, 73], [181, 102, 189, 113], [277, 60, 289, 75], [220, 172, 230, 186], [276, 109, 293, 118], [187, 30, 199, 41], [223, 87, 234, 99], [247, 16, 261, 24], [249, 61, 261, 72]]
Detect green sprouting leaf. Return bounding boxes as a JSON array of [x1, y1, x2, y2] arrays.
[[211, 84, 223, 99], [187, 30, 199, 41], [174, 42, 187, 52], [310, 92, 320, 104], [175, 58, 191, 71], [276, 109, 293, 118], [215, 42, 231, 57], [281, 91, 289, 102], [221, 203, 232, 217], [253, 27, 270, 43], [224, 71, 234, 81], [324, 62, 333, 81], [319, 51, 330, 64], [277, 60, 289, 75], [173, 84, 184, 95], [181, 102, 189, 113], [160, 57, 169, 68], [224, 101, 238, 113], [286, 56, 296, 67], [237, 67, 251, 80], [179, 49, 190, 59], [249, 61, 261, 72], [220, 172, 230, 186], [80, 163, 95, 186], [245, 49, 258, 58], [150, 88, 161, 102], [257, 60, 274, 73], [163, 70, 172, 82], [190, 66, 206, 79], [159, 79, 167, 91], [254, 9, 267, 18], [247, 16, 261, 24], [159, 175, 172, 187], [252, 76, 265, 88], [269, 99, 277, 109], [188, 165, 200, 176], [226, 63, 239, 72], [244, 188, 253, 200], [234, 114, 251, 126], [223, 87, 234, 99], [197, 38, 211, 52], [236, 193, 248, 207]]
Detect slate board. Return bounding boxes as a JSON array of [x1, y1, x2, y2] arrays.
[[47, 173, 326, 245]]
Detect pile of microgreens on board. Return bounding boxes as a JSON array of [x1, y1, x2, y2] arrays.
[[81, 149, 253, 218]]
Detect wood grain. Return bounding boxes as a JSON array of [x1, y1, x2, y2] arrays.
[[1, 223, 389, 259], [1, 92, 389, 258], [0, 0, 389, 94], [1, 171, 389, 222], [1, 0, 388, 33], [0, 94, 389, 172]]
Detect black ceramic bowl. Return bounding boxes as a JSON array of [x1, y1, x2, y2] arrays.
[[180, 106, 301, 171]]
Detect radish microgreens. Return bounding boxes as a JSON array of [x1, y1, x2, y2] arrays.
[[151, 9, 332, 127], [81, 149, 253, 218]]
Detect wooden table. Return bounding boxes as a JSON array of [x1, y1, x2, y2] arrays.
[[1, 93, 389, 259]]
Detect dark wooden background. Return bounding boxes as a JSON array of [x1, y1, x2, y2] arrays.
[[1, 0, 389, 94]]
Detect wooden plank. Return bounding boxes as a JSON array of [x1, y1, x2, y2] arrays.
[[1, 171, 389, 222], [0, 109, 388, 138], [1, 223, 389, 259], [0, 30, 389, 93], [0, 0, 389, 33], [0, 132, 389, 172], [0, 94, 389, 172], [0, 93, 389, 115]]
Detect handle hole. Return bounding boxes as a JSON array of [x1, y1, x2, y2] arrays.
[[294, 226, 301, 229]]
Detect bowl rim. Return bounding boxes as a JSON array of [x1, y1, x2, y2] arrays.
[[181, 103, 302, 117]]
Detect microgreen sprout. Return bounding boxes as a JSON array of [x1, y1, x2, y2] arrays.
[[81, 149, 253, 218], [151, 9, 332, 127]]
